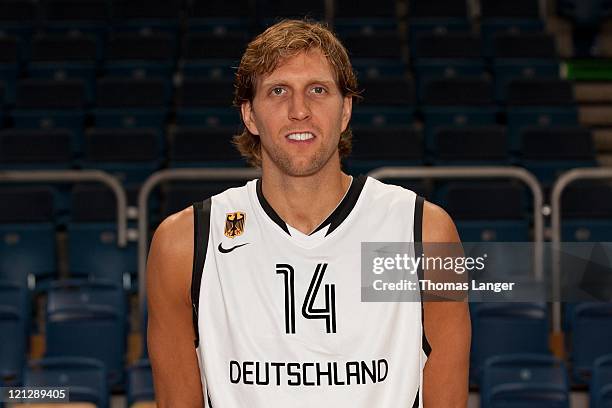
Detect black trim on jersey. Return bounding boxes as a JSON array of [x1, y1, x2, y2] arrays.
[[207, 390, 213, 407], [255, 175, 367, 236], [312, 174, 367, 236], [191, 198, 211, 348], [412, 389, 419, 408], [256, 179, 291, 234], [414, 195, 432, 358]]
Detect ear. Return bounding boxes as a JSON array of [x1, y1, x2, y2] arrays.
[[241, 101, 260, 136], [340, 95, 352, 133]]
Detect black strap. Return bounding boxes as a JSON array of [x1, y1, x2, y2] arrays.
[[414, 195, 432, 358], [412, 389, 419, 408], [192, 198, 211, 348]]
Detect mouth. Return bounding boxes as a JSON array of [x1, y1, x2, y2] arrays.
[[286, 131, 316, 142]]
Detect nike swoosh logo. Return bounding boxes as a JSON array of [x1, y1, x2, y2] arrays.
[[218, 242, 249, 253]]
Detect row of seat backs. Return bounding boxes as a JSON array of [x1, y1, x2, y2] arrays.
[[0, 30, 558, 63], [0, 124, 595, 164], [0, 0, 542, 23], [0, 77, 575, 109], [17, 356, 154, 408], [2, 177, 610, 222]]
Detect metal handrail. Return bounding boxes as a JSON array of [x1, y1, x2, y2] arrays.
[[550, 167, 612, 333], [0, 170, 128, 246], [137, 168, 261, 318], [367, 166, 545, 282]]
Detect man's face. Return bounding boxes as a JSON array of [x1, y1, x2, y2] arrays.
[[241, 48, 352, 177]]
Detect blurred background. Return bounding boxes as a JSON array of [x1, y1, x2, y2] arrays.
[[1, 0, 612, 406]]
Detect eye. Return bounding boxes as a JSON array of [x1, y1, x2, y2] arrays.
[[311, 86, 326, 94], [271, 87, 286, 96]]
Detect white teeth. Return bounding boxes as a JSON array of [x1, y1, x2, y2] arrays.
[[287, 132, 314, 141]]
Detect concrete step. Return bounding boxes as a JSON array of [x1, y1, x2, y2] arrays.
[[598, 154, 612, 167], [593, 128, 612, 152], [579, 105, 612, 126], [597, 33, 612, 57], [575, 83, 612, 103]]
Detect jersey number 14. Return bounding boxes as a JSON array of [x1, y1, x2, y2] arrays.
[[276, 263, 337, 334]]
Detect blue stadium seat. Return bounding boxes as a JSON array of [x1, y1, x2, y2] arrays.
[[519, 126, 596, 186], [557, 0, 612, 25], [68, 184, 137, 287], [169, 126, 243, 168], [176, 78, 240, 127], [334, 18, 398, 37], [104, 32, 175, 78], [0, 35, 20, 105], [480, 0, 544, 54], [443, 182, 529, 241], [422, 78, 498, 147], [561, 182, 612, 242], [0, 129, 73, 169], [352, 59, 408, 79], [571, 302, 612, 384], [506, 79, 578, 151], [0, 187, 57, 286], [185, 0, 253, 32], [0, 0, 38, 41], [0, 279, 31, 343], [492, 32, 560, 101], [470, 303, 550, 384], [111, 0, 180, 34], [352, 78, 415, 126], [93, 77, 168, 130], [481, 354, 569, 408], [45, 304, 126, 388], [407, 0, 470, 44], [592, 355, 612, 408], [41, 0, 110, 42], [182, 32, 247, 79], [335, 0, 397, 19], [261, 0, 325, 21], [345, 126, 423, 173], [0, 304, 26, 386], [127, 359, 155, 407], [47, 279, 126, 320], [82, 128, 160, 183], [341, 31, 403, 60], [24, 357, 109, 408], [12, 79, 87, 145], [28, 33, 99, 102], [487, 383, 569, 408], [160, 180, 249, 219], [0, 280, 29, 325], [413, 32, 486, 95], [433, 125, 509, 164]]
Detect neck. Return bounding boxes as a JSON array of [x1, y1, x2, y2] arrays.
[[260, 158, 351, 235]]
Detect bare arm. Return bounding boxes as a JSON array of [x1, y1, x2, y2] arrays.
[[422, 201, 471, 407], [147, 207, 205, 408]]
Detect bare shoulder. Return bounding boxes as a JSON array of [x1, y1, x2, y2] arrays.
[[422, 200, 460, 243], [150, 206, 194, 259]]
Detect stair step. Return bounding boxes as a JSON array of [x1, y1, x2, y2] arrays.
[[575, 83, 612, 103], [597, 34, 612, 57], [597, 155, 612, 166], [593, 128, 612, 152], [565, 60, 612, 81], [579, 106, 612, 126]]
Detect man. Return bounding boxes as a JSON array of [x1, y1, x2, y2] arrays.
[[147, 19, 470, 407]]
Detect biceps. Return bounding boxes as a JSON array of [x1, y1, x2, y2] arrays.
[[148, 298, 204, 408]]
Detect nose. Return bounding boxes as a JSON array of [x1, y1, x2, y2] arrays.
[[288, 92, 311, 121]]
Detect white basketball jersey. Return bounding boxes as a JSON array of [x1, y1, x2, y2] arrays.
[[191, 176, 429, 407]]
